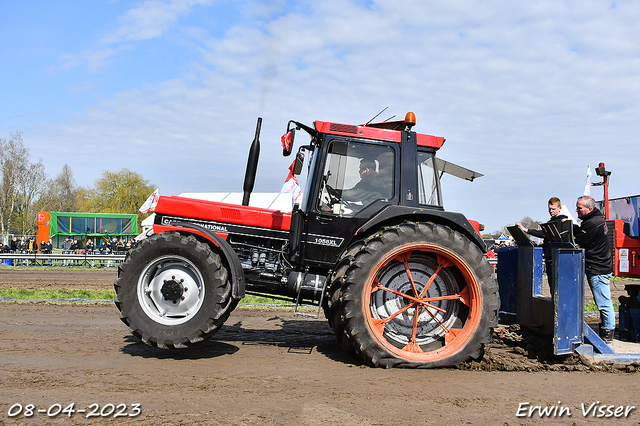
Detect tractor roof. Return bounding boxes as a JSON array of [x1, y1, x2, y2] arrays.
[[314, 112, 445, 149]]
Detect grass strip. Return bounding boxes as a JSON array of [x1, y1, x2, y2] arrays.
[[0, 288, 115, 301], [0, 288, 292, 305]]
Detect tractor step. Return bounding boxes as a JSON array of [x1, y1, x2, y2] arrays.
[[292, 274, 326, 319]]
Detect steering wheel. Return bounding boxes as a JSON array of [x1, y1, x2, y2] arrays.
[[325, 184, 342, 205]]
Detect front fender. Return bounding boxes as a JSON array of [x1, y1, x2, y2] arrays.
[[155, 221, 245, 300]]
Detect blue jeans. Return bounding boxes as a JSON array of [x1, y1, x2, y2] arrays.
[[586, 273, 616, 330]]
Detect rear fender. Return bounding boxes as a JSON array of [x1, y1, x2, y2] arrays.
[[154, 222, 245, 300], [353, 205, 488, 253]]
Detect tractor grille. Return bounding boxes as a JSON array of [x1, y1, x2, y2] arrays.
[[221, 207, 241, 221], [330, 123, 358, 134]]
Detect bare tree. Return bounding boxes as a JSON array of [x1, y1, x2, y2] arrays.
[[37, 164, 81, 213], [13, 160, 48, 235], [0, 133, 30, 235], [518, 216, 542, 231], [493, 216, 542, 240]]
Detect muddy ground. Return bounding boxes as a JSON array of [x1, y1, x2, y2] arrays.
[[1, 268, 639, 425]]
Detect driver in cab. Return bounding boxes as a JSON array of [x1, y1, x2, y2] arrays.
[[321, 158, 384, 215], [341, 159, 381, 205]]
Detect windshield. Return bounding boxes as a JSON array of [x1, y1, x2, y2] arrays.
[[317, 140, 395, 216]]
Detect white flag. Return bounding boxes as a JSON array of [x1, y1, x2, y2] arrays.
[[281, 160, 302, 205], [281, 176, 302, 205], [583, 165, 591, 196], [139, 188, 159, 213]]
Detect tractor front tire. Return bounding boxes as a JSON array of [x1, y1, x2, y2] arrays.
[[331, 221, 498, 368], [114, 232, 236, 349]]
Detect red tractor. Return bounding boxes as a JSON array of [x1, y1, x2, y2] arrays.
[[114, 112, 499, 368]]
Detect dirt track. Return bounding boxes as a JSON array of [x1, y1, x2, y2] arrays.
[[1, 268, 640, 425]]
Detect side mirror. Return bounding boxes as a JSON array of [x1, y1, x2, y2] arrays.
[[293, 151, 304, 175], [282, 124, 296, 157]]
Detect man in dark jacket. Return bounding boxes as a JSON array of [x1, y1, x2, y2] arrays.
[[341, 159, 384, 207], [573, 195, 615, 342], [517, 196, 567, 294]]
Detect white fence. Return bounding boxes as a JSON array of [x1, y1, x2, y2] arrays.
[[0, 253, 126, 268]]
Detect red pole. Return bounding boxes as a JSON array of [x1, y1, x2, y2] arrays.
[[598, 162, 610, 219]]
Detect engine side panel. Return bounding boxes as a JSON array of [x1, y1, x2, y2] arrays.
[[154, 214, 294, 297], [155, 196, 292, 231]]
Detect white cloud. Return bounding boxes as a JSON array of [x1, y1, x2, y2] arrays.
[[60, 0, 213, 72], [101, 0, 213, 44]]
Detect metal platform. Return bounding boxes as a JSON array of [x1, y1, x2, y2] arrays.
[[497, 227, 640, 364]]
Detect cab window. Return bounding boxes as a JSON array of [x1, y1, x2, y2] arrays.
[[317, 140, 394, 216], [417, 151, 441, 206]]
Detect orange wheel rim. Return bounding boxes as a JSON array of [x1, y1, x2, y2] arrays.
[[363, 243, 482, 363]]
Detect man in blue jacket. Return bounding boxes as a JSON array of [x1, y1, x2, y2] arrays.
[[574, 195, 615, 342]]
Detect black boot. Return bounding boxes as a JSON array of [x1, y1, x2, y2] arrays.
[[600, 328, 614, 343]]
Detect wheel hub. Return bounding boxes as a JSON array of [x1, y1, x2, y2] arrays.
[[137, 256, 205, 325], [161, 277, 184, 301]]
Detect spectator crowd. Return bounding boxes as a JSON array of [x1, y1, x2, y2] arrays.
[[1, 236, 136, 255]]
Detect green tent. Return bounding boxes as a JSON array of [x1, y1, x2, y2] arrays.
[[39, 212, 138, 248]]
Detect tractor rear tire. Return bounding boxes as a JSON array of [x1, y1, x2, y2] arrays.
[[331, 221, 498, 368], [114, 232, 236, 349]]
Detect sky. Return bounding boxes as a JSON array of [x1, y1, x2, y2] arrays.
[[1, 0, 639, 234]]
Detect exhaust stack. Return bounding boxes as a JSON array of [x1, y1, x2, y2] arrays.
[[242, 117, 262, 206]]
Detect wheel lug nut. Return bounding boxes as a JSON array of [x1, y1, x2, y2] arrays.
[[180, 278, 184, 283], [172, 300, 177, 304], [184, 287, 188, 292], [181, 296, 185, 300], [172, 275, 175, 279]]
